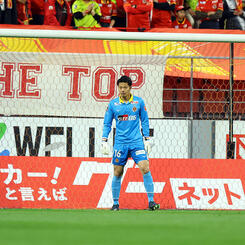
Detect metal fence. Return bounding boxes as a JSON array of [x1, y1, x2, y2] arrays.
[[162, 51, 245, 159]]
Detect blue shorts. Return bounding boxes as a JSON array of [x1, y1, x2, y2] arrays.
[[112, 142, 148, 166]]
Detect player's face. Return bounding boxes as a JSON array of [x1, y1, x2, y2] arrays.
[[118, 82, 131, 100]]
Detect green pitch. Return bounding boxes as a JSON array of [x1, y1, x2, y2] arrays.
[[1, 209, 245, 245]]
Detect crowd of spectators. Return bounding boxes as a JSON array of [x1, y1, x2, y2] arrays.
[[0, 0, 245, 31]]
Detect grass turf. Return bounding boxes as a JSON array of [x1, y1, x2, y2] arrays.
[[0, 209, 245, 245]]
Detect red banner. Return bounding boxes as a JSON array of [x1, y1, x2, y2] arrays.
[[0, 156, 245, 210]]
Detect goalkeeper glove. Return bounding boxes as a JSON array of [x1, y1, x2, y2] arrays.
[[144, 137, 151, 155], [101, 139, 110, 155]]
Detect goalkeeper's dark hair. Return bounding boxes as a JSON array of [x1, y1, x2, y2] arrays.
[[117, 75, 132, 87]]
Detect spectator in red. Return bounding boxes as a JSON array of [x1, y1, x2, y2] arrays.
[[44, 0, 72, 26], [123, 0, 153, 31], [30, 0, 44, 25], [172, 5, 192, 28], [0, 0, 18, 24], [96, 0, 117, 27], [17, 0, 32, 24], [195, 0, 223, 29], [151, 0, 176, 28], [114, 0, 126, 27]]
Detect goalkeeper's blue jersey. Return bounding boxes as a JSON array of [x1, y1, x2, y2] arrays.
[[102, 95, 149, 144]]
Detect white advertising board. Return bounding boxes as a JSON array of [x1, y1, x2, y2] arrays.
[[0, 117, 189, 158]]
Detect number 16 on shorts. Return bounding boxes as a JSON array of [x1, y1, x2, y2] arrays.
[[114, 150, 122, 158], [112, 146, 129, 165], [112, 148, 126, 165]]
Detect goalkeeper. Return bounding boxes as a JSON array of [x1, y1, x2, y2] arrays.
[[101, 75, 160, 211]]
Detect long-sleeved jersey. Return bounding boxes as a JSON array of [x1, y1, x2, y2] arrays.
[[44, 0, 72, 26], [17, 0, 32, 24], [151, 0, 176, 28], [31, 0, 45, 16], [72, 0, 101, 28], [195, 0, 223, 22], [102, 95, 149, 144], [123, 0, 153, 30]]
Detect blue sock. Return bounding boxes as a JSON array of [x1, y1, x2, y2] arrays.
[[112, 175, 122, 205], [143, 171, 154, 202]]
